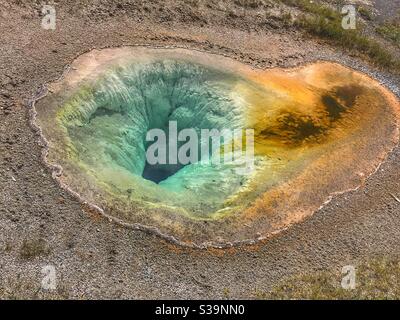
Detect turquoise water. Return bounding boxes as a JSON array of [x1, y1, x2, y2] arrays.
[[36, 47, 399, 244]]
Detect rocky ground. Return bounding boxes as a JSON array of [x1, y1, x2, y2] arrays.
[[0, 0, 399, 299]]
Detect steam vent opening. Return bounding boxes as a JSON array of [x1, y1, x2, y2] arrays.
[[34, 47, 400, 246]]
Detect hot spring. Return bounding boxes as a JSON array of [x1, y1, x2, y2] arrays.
[[33, 47, 400, 246]]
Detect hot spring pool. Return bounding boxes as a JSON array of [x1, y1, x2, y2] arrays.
[[33, 47, 400, 246]]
